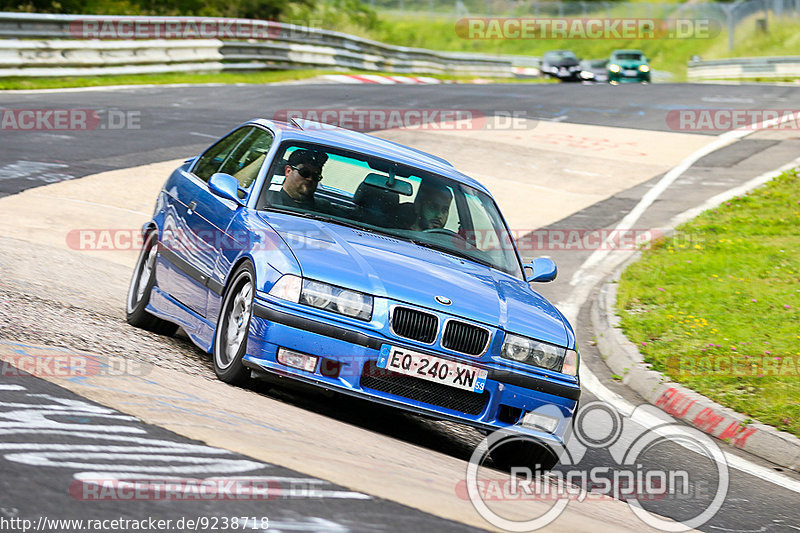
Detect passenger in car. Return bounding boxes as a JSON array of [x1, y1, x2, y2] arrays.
[[403, 181, 453, 231]]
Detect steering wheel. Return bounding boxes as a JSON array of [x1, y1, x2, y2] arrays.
[[423, 227, 465, 240]]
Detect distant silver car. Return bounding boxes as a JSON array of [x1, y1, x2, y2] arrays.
[[579, 59, 609, 83]]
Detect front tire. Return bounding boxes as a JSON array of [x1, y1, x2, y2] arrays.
[[126, 230, 178, 335], [213, 263, 255, 385], [490, 438, 559, 473]]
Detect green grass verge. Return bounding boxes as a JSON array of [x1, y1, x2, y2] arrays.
[[616, 168, 800, 436], [0, 68, 552, 91], [0, 69, 331, 90]]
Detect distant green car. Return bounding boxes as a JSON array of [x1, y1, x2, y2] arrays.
[[607, 50, 650, 83]]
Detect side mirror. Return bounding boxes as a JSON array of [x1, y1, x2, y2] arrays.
[[524, 257, 557, 283], [209, 173, 244, 206]]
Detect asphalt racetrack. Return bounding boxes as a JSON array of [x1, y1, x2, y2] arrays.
[[1, 81, 799, 532]]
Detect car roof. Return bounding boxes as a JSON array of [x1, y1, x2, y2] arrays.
[[545, 50, 576, 56], [247, 118, 491, 194], [612, 49, 644, 55]]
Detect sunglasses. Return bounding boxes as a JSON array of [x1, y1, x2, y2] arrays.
[[290, 165, 323, 182]]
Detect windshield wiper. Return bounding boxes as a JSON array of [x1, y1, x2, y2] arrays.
[[267, 208, 359, 227], [410, 239, 494, 269], [267, 208, 399, 237]]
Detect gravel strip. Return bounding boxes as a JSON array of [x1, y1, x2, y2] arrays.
[[0, 283, 216, 379]]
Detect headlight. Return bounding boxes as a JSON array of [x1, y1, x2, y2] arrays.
[[608, 63, 621, 73], [580, 71, 594, 79], [332, 287, 373, 319], [638, 64, 650, 73], [500, 333, 577, 374], [270, 276, 374, 321], [301, 279, 335, 308]]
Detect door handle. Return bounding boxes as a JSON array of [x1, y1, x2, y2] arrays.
[[187, 200, 197, 215]]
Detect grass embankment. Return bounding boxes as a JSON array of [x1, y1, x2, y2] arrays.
[[0, 70, 329, 90], [0, 69, 551, 90], [616, 168, 800, 436]]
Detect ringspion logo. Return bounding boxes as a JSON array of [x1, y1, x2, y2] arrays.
[[462, 402, 729, 531]]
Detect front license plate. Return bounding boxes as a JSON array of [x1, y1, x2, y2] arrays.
[[377, 345, 488, 393], [623, 69, 638, 76]]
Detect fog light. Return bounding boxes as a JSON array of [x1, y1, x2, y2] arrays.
[[277, 348, 317, 372], [520, 412, 559, 433]]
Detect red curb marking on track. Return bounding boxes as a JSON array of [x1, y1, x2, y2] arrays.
[[655, 387, 695, 418], [654, 388, 758, 449], [348, 75, 382, 84], [692, 408, 726, 434]]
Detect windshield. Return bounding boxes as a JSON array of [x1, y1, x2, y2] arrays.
[[545, 51, 577, 61], [257, 141, 524, 277], [614, 52, 644, 61]]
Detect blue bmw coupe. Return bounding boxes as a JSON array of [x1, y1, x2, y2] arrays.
[[126, 118, 580, 467]]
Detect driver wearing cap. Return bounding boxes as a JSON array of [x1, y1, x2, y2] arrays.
[[270, 149, 328, 210]]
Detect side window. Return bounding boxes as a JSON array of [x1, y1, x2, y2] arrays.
[[192, 127, 251, 182], [219, 128, 274, 191]]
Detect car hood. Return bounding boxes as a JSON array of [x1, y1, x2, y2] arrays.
[[261, 213, 569, 347]]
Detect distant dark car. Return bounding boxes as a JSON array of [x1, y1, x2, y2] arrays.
[[607, 50, 651, 83], [579, 59, 609, 83], [541, 50, 581, 81]]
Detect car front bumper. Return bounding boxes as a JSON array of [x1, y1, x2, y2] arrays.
[[608, 70, 650, 83], [244, 297, 580, 447]]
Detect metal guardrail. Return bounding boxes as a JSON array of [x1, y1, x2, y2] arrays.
[[688, 56, 800, 81], [0, 12, 519, 78], [0, 39, 224, 77]]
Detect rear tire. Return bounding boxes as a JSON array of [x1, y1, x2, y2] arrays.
[[213, 263, 255, 385], [126, 230, 178, 336]]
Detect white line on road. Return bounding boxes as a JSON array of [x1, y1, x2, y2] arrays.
[[189, 131, 220, 139]]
